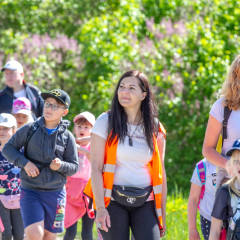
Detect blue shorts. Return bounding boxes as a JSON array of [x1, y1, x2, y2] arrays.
[[20, 188, 66, 233]]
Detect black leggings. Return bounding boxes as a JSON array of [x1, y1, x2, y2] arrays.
[[0, 201, 24, 240], [99, 201, 160, 240], [63, 212, 95, 240], [200, 215, 211, 240]]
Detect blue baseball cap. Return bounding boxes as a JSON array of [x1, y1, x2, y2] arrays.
[[226, 138, 240, 156]]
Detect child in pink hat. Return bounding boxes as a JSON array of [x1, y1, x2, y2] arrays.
[[12, 97, 34, 129], [64, 111, 104, 240]]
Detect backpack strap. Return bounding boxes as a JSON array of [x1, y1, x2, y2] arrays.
[[196, 160, 206, 201], [196, 160, 206, 185], [24, 121, 39, 158], [222, 106, 232, 147]]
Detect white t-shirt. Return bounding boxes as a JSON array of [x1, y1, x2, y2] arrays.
[[13, 88, 26, 99], [209, 98, 240, 155], [190, 159, 217, 221], [91, 113, 165, 200]]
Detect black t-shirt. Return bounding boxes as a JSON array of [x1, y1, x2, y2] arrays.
[[211, 185, 234, 223]]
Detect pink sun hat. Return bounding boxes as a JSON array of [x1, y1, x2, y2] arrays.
[[73, 111, 95, 126], [13, 97, 31, 116]]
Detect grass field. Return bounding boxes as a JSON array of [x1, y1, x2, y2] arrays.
[[58, 191, 203, 240]]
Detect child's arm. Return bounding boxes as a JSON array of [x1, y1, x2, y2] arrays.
[[76, 136, 90, 146], [188, 182, 201, 240], [76, 144, 90, 161], [56, 131, 79, 176], [209, 217, 222, 240], [2, 123, 32, 168]]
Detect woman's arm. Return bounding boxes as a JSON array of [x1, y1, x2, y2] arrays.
[[187, 183, 201, 240], [90, 133, 111, 232], [202, 115, 228, 168], [209, 217, 222, 240], [157, 136, 167, 236]]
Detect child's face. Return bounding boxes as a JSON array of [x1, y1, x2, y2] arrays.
[[14, 113, 29, 128], [0, 126, 14, 143], [74, 123, 92, 138], [43, 98, 68, 122], [232, 158, 240, 177]]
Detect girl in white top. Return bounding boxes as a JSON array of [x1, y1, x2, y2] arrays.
[[203, 55, 240, 186], [90, 70, 167, 240]]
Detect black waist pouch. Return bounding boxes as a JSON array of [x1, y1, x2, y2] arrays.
[[112, 185, 152, 207]]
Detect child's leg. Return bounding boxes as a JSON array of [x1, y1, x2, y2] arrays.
[[63, 221, 78, 240], [10, 208, 24, 240], [200, 215, 211, 240], [20, 189, 45, 239], [24, 221, 44, 240], [0, 201, 12, 240], [43, 229, 57, 240], [81, 212, 94, 240]]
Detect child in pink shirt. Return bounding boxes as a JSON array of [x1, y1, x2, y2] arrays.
[[64, 111, 96, 240]]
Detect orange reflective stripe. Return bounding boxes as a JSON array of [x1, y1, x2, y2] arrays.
[[156, 208, 162, 217], [104, 188, 112, 198], [153, 184, 162, 194], [103, 164, 115, 173]]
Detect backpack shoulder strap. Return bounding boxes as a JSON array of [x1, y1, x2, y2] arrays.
[[61, 129, 70, 149], [24, 121, 39, 158], [196, 160, 206, 186], [222, 106, 232, 146]]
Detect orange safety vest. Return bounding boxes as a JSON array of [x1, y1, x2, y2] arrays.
[[84, 131, 164, 229]]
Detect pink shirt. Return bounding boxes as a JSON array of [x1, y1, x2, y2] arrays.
[[71, 143, 91, 181], [64, 143, 94, 228]]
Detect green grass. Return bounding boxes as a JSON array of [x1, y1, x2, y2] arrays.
[[58, 192, 204, 240]]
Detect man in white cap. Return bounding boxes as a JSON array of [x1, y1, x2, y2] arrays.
[[0, 60, 44, 118]]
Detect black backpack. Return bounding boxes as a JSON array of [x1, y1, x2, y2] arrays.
[[24, 121, 69, 171]]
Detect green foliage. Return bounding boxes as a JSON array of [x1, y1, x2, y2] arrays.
[[1, 0, 240, 191]]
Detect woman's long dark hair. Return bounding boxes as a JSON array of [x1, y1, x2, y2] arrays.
[[108, 70, 159, 152]]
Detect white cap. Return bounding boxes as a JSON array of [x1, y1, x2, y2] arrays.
[[0, 113, 17, 128], [73, 111, 95, 126], [1, 60, 24, 73]]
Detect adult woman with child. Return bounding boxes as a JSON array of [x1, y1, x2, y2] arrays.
[[84, 70, 167, 240], [187, 55, 240, 240]]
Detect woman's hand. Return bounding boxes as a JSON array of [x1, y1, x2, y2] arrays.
[[189, 229, 201, 240], [95, 208, 111, 232], [160, 223, 166, 238], [24, 161, 40, 177]]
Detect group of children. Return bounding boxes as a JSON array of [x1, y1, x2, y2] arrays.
[[2, 88, 240, 240], [0, 88, 102, 240], [188, 141, 240, 240]]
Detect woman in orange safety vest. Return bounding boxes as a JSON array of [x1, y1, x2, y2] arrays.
[[84, 70, 167, 240]]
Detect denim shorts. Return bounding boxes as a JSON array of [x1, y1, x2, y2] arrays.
[[20, 188, 66, 233]]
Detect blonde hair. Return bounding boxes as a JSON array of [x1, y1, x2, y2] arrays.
[[221, 55, 240, 110], [226, 149, 240, 196]]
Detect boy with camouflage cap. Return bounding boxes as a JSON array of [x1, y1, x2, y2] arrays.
[[3, 89, 78, 240]]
